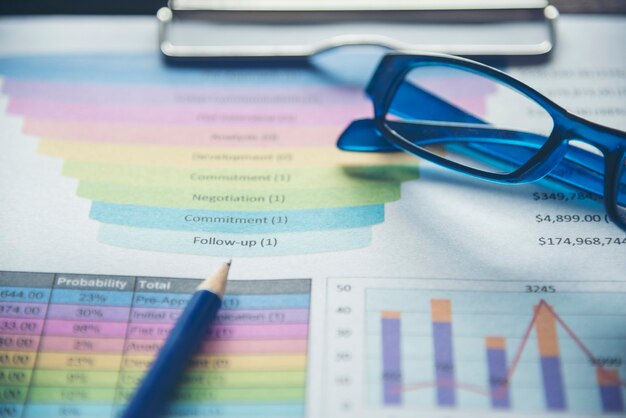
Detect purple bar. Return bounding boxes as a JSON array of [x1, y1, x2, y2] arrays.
[[46, 304, 130, 322], [433, 322, 455, 406], [0, 302, 48, 318], [129, 307, 309, 324], [130, 307, 180, 324], [215, 308, 310, 325], [600, 385, 624, 413], [381, 316, 402, 405], [486, 349, 510, 409], [540, 356, 566, 410], [598, 369, 624, 414]]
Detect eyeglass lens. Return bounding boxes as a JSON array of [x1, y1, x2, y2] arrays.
[[386, 65, 554, 175]]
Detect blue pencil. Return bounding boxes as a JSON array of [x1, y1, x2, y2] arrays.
[[121, 261, 231, 418]]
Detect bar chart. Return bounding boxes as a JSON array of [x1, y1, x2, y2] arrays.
[[0, 271, 310, 418], [325, 278, 626, 417]]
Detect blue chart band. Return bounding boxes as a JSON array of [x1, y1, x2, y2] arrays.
[[90, 202, 385, 233], [0, 54, 333, 86], [98, 223, 373, 257]]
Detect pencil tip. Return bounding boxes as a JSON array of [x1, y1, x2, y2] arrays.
[[197, 262, 230, 297], [226, 259, 232, 266]]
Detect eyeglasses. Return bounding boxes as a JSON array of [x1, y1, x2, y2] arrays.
[[338, 53, 626, 232]]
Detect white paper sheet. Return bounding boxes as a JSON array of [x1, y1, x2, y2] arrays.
[[0, 15, 624, 418]]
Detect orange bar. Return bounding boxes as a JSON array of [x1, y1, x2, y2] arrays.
[[597, 368, 620, 386], [431, 300, 452, 322], [485, 337, 506, 349], [381, 311, 401, 320], [534, 304, 560, 357]]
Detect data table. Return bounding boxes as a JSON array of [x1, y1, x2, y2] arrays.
[[0, 271, 310, 418]]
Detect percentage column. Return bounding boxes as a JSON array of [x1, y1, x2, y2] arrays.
[[23, 274, 135, 418], [0, 272, 53, 418]]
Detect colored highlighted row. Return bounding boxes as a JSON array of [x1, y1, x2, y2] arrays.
[[2, 320, 308, 339], [0, 302, 308, 323], [24, 119, 345, 147], [0, 53, 340, 85], [0, 351, 306, 371], [90, 202, 384, 233], [78, 182, 399, 210], [9, 403, 304, 418], [2, 336, 307, 354], [0, 386, 305, 403], [1, 290, 310, 308], [8, 97, 369, 126], [99, 224, 372, 256], [2, 78, 363, 105], [1, 369, 305, 388], [39, 140, 416, 167], [0, 303, 47, 318], [63, 161, 419, 189]]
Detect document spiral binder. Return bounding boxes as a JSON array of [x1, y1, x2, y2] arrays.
[[157, 0, 559, 61]]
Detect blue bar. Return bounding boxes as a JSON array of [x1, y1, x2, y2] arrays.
[[50, 289, 133, 306], [0, 403, 23, 418], [0, 287, 51, 303], [600, 386, 624, 413], [381, 314, 402, 405], [597, 368, 624, 413], [486, 348, 510, 409], [432, 322, 456, 406], [540, 357, 566, 410]]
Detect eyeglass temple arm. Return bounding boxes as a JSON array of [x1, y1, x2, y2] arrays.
[[390, 120, 604, 176], [338, 118, 609, 200]]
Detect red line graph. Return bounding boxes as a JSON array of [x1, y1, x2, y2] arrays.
[[397, 299, 626, 397]]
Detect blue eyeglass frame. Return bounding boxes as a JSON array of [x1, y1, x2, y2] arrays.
[[338, 52, 626, 231]]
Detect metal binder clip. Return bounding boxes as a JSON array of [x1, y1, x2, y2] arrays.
[[157, 0, 559, 61]]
